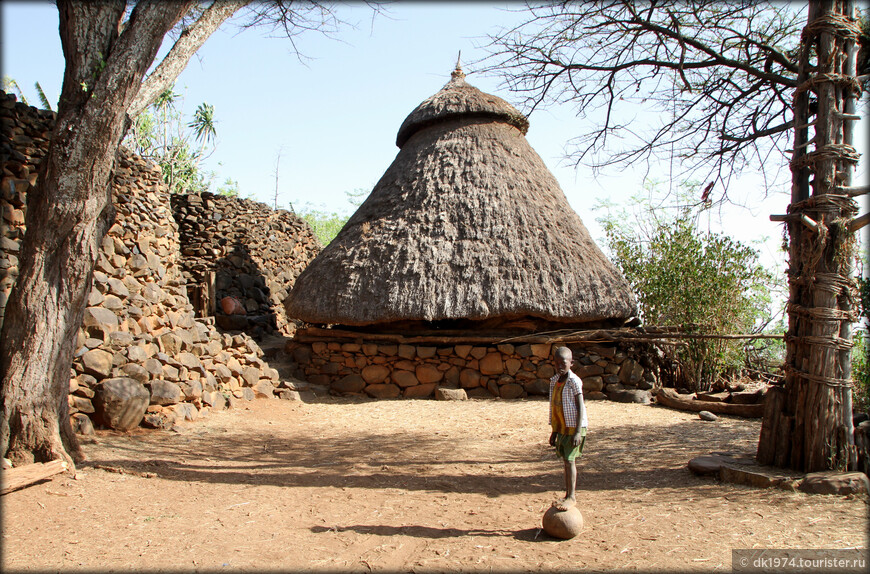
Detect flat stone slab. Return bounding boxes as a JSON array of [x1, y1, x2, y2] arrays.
[[799, 471, 870, 495], [687, 455, 731, 476], [688, 452, 757, 476], [686, 452, 854, 493], [719, 464, 800, 491]]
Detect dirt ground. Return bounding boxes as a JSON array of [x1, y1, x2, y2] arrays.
[[2, 396, 868, 572]]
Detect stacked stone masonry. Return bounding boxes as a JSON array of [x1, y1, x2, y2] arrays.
[[171, 192, 320, 337], [0, 91, 320, 434], [1, 89, 659, 435], [288, 339, 657, 402], [0, 96, 43, 327]]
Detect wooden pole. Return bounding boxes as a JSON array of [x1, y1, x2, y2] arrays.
[[294, 326, 784, 346], [757, 0, 861, 472], [655, 388, 764, 418], [1, 459, 68, 495]]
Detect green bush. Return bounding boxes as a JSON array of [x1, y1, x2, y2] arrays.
[[124, 87, 217, 195], [295, 190, 368, 247], [299, 207, 349, 247], [597, 185, 779, 391], [853, 330, 869, 413]]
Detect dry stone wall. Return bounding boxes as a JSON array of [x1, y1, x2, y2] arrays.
[[0, 91, 318, 434], [1, 90, 660, 416], [0, 97, 44, 328], [288, 339, 658, 402], [171, 192, 319, 337]]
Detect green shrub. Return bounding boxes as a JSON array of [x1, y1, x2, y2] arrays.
[[597, 184, 780, 391], [299, 208, 349, 247], [853, 330, 869, 413], [296, 190, 367, 247]]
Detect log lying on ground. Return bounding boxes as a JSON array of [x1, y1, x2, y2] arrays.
[[654, 388, 764, 418], [1, 459, 68, 495]]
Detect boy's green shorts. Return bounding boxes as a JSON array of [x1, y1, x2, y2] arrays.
[[555, 428, 587, 461]]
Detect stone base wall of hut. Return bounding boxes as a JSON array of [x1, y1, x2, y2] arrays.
[[288, 339, 658, 401]]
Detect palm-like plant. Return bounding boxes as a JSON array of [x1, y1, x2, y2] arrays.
[[2, 77, 56, 112], [153, 87, 178, 110], [189, 103, 216, 145], [2, 77, 28, 105], [34, 82, 53, 111], [187, 102, 217, 184], [123, 85, 219, 195]]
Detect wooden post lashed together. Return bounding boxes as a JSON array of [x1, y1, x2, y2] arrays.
[[758, 0, 864, 471]]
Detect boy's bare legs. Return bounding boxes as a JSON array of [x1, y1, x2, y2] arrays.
[[553, 459, 577, 511]]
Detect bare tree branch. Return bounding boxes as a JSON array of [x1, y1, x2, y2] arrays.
[[236, 1, 387, 64], [129, 1, 388, 118], [129, 0, 249, 119], [478, 0, 805, 195]]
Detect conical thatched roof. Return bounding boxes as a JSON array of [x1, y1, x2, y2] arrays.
[[285, 64, 636, 329]]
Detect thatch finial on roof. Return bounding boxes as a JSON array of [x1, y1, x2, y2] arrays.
[[394, 58, 529, 148], [451, 52, 465, 81]]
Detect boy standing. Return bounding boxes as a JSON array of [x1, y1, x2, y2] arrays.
[[548, 346, 587, 511]]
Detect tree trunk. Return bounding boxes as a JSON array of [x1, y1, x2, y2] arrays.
[[0, 0, 192, 468], [757, 0, 861, 472]]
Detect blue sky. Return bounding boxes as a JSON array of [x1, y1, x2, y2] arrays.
[[2, 1, 867, 286]]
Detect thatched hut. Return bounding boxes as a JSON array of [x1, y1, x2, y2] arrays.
[[283, 64, 645, 400], [286, 64, 636, 334]]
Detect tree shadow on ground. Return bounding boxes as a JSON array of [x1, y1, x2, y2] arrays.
[[81, 403, 758, 498]]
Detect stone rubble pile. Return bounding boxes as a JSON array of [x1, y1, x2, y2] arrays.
[[0, 92, 319, 434], [288, 339, 658, 402], [171, 192, 320, 337]]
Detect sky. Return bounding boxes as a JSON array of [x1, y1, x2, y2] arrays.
[[2, 1, 868, 295]]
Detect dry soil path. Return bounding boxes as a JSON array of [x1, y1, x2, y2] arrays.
[[2, 397, 867, 572]]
